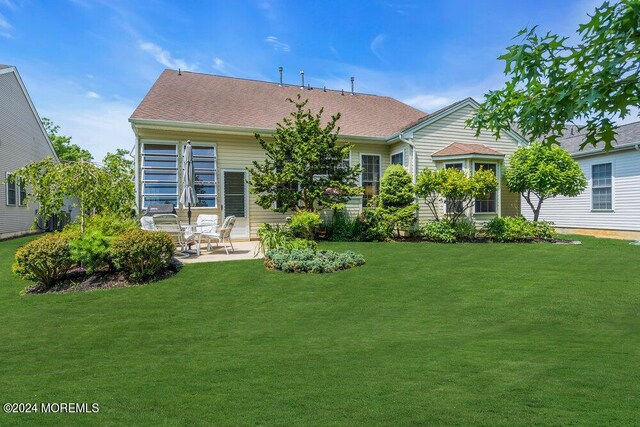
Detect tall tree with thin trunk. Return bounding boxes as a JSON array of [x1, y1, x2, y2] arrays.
[[505, 142, 587, 221]]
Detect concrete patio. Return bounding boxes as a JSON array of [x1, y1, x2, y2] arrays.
[[180, 240, 262, 263]]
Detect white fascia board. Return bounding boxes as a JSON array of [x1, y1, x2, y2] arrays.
[[1, 66, 59, 162], [432, 154, 505, 161], [129, 118, 388, 143]]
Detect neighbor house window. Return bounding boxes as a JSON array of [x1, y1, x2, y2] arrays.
[[444, 163, 464, 213], [5, 172, 16, 206], [361, 154, 381, 207], [141, 142, 178, 208], [592, 163, 612, 210], [192, 145, 217, 208], [474, 163, 497, 213], [391, 151, 404, 166]]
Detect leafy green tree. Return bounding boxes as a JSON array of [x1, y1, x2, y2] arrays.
[[248, 96, 361, 212], [377, 164, 418, 237], [505, 142, 587, 221], [468, 0, 639, 151], [415, 167, 498, 225], [11, 150, 135, 231], [42, 117, 93, 162]]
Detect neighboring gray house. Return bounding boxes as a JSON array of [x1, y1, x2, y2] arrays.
[[0, 64, 58, 239], [522, 121, 640, 239]]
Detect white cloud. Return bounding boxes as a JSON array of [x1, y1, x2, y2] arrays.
[[264, 36, 290, 52], [370, 34, 386, 60], [0, 0, 18, 10], [138, 41, 197, 71], [85, 91, 100, 99], [0, 12, 12, 38], [212, 57, 226, 72], [403, 94, 453, 111]]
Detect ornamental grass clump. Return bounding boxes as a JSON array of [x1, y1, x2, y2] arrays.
[[264, 248, 365, 273]]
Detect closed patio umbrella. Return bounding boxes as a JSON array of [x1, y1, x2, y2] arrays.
[[180, 140, 198, 224]]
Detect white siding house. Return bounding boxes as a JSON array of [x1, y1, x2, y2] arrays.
[[0, 65, 58, 239], [522, 122, 640, 238]]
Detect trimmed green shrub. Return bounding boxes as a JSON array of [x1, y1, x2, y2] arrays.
[[110, 230, 175, 281], [422, 220, 456, 243], [486, 216, 556, 242], [288, 210, 322, 240], [64, 212, 138, 236], [69, 229, 114, 274], [13, 231, 79, 288], [377, 164, 418, 237], [264, 248, 365, 273], [287, 238, 318, 251]]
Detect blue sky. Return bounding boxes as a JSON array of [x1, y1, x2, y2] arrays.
[[1, 0, 602, 159]]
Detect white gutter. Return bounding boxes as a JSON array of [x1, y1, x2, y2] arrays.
[[398, 132, 417, 184]]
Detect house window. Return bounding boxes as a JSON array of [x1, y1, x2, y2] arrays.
[[192, 145, 217, 208], [141, 142, 178, 208], [474, 163, 497, 213], [592, 163, 612, 210], [444, 163, 464, 213], [5, 172, 16, 206], [19, 181, 26, 206], [391, 151, 404, 166], [361, 154, 381, 207]]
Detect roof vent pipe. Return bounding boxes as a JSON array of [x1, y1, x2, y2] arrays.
[[341, 89, 344, 96], [300, 70, 304, 89], [350, 77, 355, 94], [178, 68, 182, 76], [278, 66, 283, 86]]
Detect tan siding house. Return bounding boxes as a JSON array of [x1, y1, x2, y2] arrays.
[[0, 65, 58, 239], [130, 70, 527, 239]]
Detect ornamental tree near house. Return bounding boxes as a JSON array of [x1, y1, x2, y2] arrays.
[[415, 167, 498, 225], [376, 164, 418, 237], [248, 96, 361, 213], [505, 142, 587, 221], [468, 0, 640, 151]]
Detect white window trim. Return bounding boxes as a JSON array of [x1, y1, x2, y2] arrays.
[[188, 141, 218, 210], [141, 140, 179, 209], [591, 161, 614, 212], [471, 160, 500, 215], [5, 171, 16, 206], [360, 153, 382, 207], [390, 149, 405, 167]]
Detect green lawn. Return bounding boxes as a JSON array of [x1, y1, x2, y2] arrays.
[[1, 235, 639, 425]]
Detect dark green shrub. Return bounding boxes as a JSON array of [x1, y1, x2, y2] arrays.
[[423, 220, 456, 243], [288, 211, 322, 240], [353, 209, 392, 242], [453, 217, 477, 241], [322, 209, 358, 241], [13, 232, 79, 288], [486, 216, 556, 242], [110, 230, 175, 281], [378, 164, 418, 237], [264, 248, 365, 273], [69, 230, 114, 274]]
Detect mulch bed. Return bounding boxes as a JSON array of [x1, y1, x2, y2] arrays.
[[24, 258, 183, 295]]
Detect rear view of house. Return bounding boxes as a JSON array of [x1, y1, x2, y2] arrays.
[[522, 122, 640, 239], [130, 69, 527, 239], [0, 65, 58, 239]]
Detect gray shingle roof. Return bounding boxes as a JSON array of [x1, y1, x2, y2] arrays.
[[557, 121, 640, 155]]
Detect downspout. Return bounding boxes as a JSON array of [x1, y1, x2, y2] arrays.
[[131, 123, 141, 216], [399, 133, 419, 226]]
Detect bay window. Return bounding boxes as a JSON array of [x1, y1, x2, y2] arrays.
[[474, 163, 497, 213]]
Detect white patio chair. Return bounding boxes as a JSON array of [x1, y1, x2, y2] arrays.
[[201, 215, 236, 254], [152, 214, 196, 256], [140, 216, 157, 231]]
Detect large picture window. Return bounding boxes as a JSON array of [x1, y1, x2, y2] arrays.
[[474, 163, 497, 213], [192, 145, 217, 208], [592, 163, 612, 210], [361, 154, 381, 207], [141, 142, 178, 208]]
